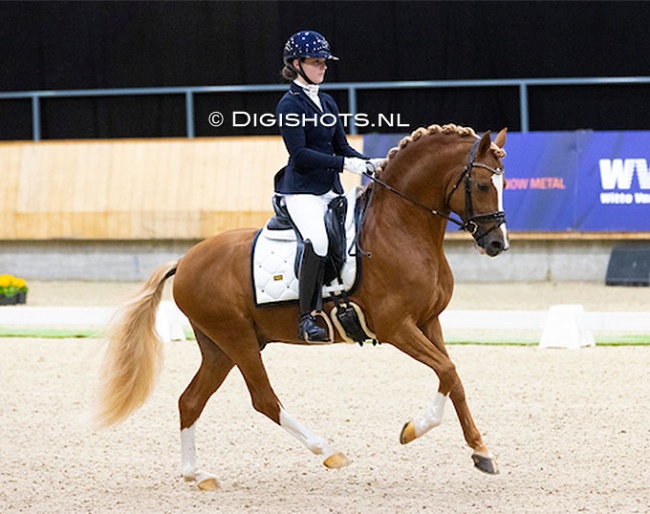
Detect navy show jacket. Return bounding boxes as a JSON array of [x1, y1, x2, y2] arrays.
[[274, 82, 367, 195]]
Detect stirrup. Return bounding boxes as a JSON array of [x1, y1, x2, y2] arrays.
[[299, 313, 332, 343]]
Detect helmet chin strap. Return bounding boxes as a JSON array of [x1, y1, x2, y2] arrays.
[[296, 60, 316, 85]]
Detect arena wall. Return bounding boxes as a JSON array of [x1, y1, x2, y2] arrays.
[[0, 138, 637, 282], [0, 237, 629, 283], [0, 136, 360, 239]]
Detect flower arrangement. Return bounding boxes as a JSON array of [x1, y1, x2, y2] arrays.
[[0, 274, 28, 305]]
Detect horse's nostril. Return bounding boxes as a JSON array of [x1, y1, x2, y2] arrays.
[[487, 240, 503, 256]]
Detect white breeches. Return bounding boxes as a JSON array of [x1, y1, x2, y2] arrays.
[[284, 190, 340, 257]]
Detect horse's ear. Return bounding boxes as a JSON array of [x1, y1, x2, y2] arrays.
[[478, 130, 492, 156], [495, 128, 507, 149]]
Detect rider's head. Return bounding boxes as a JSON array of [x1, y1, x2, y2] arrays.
[[281, 30, 338, 85]]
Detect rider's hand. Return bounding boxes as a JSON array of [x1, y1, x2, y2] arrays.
[[366, 158, 385, 175], [343, 157, 367, 175]]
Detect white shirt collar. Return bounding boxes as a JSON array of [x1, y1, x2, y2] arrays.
[[293, 78, 319, 97]]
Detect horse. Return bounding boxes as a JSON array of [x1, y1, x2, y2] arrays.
[[95, 123, 509, 491]]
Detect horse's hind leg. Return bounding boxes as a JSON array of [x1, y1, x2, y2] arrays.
[[179, 325, 235, 490], [211, 323, 351, 469]]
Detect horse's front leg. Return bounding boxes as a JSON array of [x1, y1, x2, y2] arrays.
[[423, 318, 498, 473], [389, 318, 498, 474]]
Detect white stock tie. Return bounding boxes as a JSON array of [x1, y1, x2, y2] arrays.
[[294, 79, 323, 111]]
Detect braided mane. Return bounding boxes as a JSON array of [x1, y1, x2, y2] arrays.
[[375, 123, 506, 172]]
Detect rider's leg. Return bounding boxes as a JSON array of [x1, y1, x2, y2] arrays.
[[297, 240, 327, 341], [285, 191, 337, 342], [284, 192, 333, 257]]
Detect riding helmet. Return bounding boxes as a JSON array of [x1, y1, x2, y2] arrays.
[[282, 30, 339, 66]]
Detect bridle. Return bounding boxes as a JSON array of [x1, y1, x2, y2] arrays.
[[363, 138, 506, 243]]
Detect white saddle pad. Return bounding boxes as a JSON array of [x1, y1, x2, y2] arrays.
[[252, 187, 363, 306]]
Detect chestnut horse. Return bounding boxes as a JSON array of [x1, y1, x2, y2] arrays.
[[96, 124, 509, 491]]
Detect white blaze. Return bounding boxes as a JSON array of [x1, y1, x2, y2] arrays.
[[491, 173, 509, 248]]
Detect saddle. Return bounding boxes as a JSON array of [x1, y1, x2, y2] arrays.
[[251, 187, 378, 346], [267, 194, 348, 285]]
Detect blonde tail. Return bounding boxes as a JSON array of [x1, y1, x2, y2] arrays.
[[95, 260, 178, 428]]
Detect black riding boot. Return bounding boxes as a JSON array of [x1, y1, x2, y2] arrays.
[[298, 241, 328, 342]]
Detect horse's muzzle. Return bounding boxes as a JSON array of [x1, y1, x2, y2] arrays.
[[485, 238, 507, 257], [474, 229, 509, 257]]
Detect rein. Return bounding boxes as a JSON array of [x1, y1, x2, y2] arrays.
[[362, 138, 506, 239], [364, 172, 466, 229]]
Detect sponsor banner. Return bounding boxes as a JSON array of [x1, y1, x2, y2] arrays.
[[502, 132, 576, 231], [363, 130, 650, 232], [575, 132, 650, 231]]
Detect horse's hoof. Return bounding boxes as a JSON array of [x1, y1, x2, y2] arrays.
[[472, 453, 499, 474], [400, 421, 416, 444], [197, 477, 219, 491], [323, 451, 351, 469]]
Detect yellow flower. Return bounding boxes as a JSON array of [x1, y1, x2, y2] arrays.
[[0, 274, 28, 295]]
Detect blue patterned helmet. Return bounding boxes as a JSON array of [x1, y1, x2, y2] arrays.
[[282, 30, 339, 66]]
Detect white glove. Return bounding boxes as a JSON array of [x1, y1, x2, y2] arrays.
[[343, 157, 367, 175], [367, 157, 385, 175]]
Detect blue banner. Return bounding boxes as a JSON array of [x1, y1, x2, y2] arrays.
[[363, 130, 650, 232], [575, 132, 650, 231]]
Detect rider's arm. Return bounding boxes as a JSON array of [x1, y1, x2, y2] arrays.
[[324, 95, 368, 162], [276, 100, 343, 172]]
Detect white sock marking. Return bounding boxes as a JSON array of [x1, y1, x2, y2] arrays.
[[413, 392, 448, 438], [280, 408, 336, 458], [180, 424, 216, 484]]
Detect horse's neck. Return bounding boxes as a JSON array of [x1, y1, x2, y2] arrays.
[[360, 137, 463, 264], [362, 184, 448, 261], [369, 144, 455, 236], [383, 138, 460, 207]]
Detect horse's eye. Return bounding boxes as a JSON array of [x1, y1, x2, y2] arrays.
[[476, 183, 490, 193]]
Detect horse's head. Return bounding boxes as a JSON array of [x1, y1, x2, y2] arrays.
[[372, 124, 509, 257], [447, 129, 509, 257]]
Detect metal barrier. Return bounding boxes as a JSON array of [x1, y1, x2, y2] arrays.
[[2, 76, 650, 140]]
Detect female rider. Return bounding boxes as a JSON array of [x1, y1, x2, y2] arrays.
[[274, 30, 382, 342]]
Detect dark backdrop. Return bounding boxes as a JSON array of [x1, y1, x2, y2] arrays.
[[2, 1, 649, 139]]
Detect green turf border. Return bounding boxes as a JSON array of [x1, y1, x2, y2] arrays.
[[0, 328, 102, 338], [0, 328, 649, 345]]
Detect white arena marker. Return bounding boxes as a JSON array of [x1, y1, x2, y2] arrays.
[[155, 301, 188, 342], [539, 304, 595, 350]]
